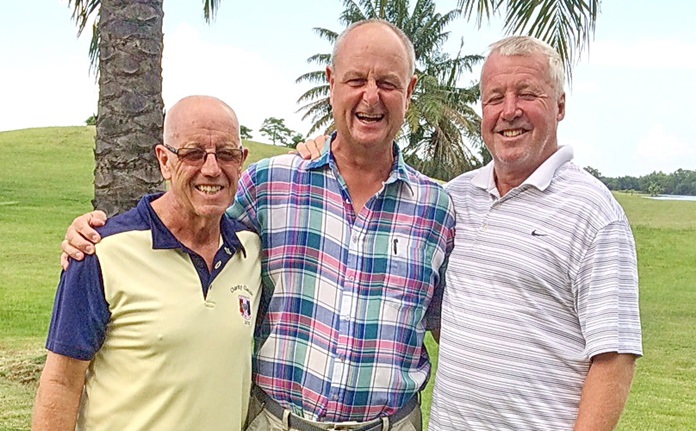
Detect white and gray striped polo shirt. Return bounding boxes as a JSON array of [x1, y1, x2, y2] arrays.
[[430, 146, 643, 430]]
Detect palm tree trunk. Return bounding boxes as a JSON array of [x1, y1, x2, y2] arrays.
[[94, 0, 165, 216]]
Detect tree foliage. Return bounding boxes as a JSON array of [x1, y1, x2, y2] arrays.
[[240, 125, 253, 140], [457, 0, 600, 82], [259, 117, 300, 147], [587, 167, 696, 196]]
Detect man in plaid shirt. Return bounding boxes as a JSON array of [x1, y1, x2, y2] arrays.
[[236, 20, 454, 431], [61, 19, 454, 431]]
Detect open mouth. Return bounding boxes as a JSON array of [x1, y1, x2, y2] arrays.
[[196, 185, 223, 194], [356, 113, 384, 123], [500, 129, 526, 138]]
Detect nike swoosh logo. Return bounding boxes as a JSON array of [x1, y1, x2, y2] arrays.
[[531, 230, 548, 237]]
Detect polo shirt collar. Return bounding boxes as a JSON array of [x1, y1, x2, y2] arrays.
[[472, 146, 574, 195], [137, 193, 246, 255]]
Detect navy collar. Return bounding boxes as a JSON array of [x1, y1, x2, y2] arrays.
[[137, 193, 247, 257]]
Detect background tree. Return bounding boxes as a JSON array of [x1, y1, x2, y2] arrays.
[[648, 182, 663, 197], [259, 117, 298, 147], [67, 0, 221, 216], [584, 166, 603, 180], [290, 133, 305, 150], [240, 125, 253, 140]]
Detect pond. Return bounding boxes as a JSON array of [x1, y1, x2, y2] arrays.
[[645, 195, 696, 201]]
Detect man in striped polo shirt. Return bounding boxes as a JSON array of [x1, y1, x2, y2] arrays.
[[429, 36, 643, 430], [60, 20, 455, 431]]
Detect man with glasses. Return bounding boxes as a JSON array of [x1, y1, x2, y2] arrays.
[[33, 95, 262, 431]]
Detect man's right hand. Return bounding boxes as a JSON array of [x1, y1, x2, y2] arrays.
[[296, 135, 328, 161], [60, 210, 108, 270]]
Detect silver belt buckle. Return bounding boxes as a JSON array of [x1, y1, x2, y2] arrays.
[[327, 421, 361, 430]]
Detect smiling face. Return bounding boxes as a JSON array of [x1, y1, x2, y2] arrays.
[[157, 97, 246, 221], [327, 22, 417, 151], [481, 51, 565, 180]]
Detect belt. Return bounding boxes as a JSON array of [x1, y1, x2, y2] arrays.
[[252, 386, 418, 431]]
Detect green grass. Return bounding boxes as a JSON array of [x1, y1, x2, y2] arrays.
[[614, 192, 696, 430], [1, 128, 694, 430]]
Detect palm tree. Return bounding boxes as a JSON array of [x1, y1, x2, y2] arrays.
[[297, 0, 483, 179], [67, 0, 221, 216], [404, 49, 484, 180]]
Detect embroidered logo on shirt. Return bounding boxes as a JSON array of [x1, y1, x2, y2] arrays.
[[239, 295, 252, 324], [531, 229, 548, 237]]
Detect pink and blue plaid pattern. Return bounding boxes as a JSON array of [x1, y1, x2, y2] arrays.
[[228, 139, 455, 422]]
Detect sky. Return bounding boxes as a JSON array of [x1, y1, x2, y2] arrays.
[[1, 0, 694, 177]]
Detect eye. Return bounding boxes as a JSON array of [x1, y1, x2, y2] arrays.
[[519, 92, 538, 100], [346, 78, 366, 87], [378, 80, 398, 90], [484, 95, 503, 105], [177, 147, 206, 162], [216, 148, 243, 163]]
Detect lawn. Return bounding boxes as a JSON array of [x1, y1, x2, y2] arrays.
[[1, 127, 694, 430]]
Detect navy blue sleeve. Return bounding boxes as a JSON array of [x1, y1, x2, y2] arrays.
[[46, 255, 111, 361]]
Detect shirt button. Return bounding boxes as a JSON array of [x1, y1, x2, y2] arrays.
[[332, 394, 339, 401], [214, 261, 221, 269], [224, 247, 232, 255]]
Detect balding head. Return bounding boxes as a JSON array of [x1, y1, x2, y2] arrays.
[[332, 19, 416, 76], [164, 95, 240, 149]]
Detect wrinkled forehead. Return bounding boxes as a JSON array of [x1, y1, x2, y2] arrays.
[[481, 53, 553, 89], [333, 23, 412, 75], [166, 106, 240, 147]]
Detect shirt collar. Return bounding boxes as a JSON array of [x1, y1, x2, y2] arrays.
[[307, 132, 414, 193], [472, 146, 574, 196], [137, 193, 246, 256]]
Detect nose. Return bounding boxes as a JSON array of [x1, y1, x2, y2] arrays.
[[501, 95, 522, 121], [362, 80, 379, 105], [200, 152, 222, 176]]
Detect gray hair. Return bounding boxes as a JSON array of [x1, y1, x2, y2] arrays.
[[482, 36, 565, 96], [332, 19, 416, 76]]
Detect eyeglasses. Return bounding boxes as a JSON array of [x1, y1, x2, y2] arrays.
[[162, 143, 244, 165]]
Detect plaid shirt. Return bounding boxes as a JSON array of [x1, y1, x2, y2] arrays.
[[228, 138, 455, 422]]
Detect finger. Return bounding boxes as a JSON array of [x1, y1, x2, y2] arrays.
[[64, 230, 95, 256], [61, 240, 84, 262], [73, 213, 102, 244], [90, 210, 108, 226]]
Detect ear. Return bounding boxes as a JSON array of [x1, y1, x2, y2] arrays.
[[326, 66, 335, 106], [155, 145, 172, 180], [557, 92, 566, 121], [405, 74, 418, 108]]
